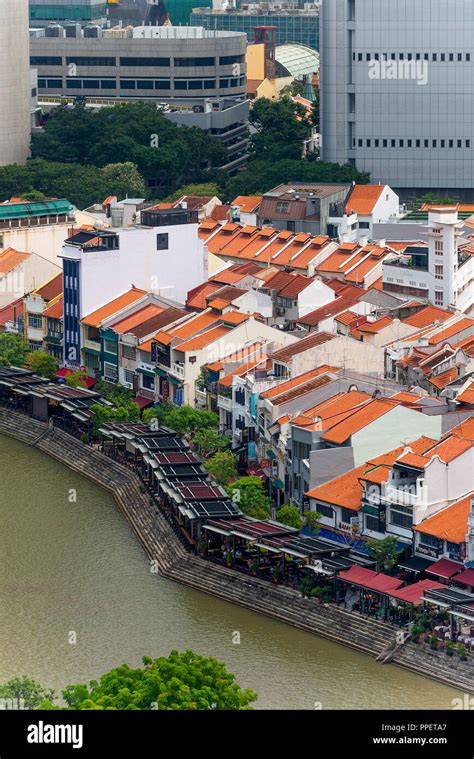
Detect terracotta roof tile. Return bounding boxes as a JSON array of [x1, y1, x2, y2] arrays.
[[269, 332, 336, 362], [261, 365, 338, 400], [176, 325, 231, 352], [305, 464, 366, 511], [345, 184, 385, 215], [0, 247, 30, 274], [456, 380, 474, 405], [109, 304, 165, 334], [403, 306, 453, 329], [428, 367, 458, 390], [81, 287, 147, 328], [43, 294, 63, 319], [187, 282, 221, 310], [33, 272, 62, 301], [320, 398, 398, 444], [413, 493, 473, 543], [231, 195, 262, 213]]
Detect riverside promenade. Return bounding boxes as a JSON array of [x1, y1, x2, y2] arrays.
[[1, 406, 472, 695]]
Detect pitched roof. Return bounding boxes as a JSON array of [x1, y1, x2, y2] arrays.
[[445, 417, 474, 440], [0, 247, 30, 274], [231, 195, 262, 213], [305, 463, 367, 510], [297, 296, 359, 327], [207, 340, 267, 372], [43, 294, 64, 319], [269, 331, 336, 362], [413, 493, 473, 543], [0, 296, 23, 326], [456, 379, 474, 405], [33, 272, 63, 302], [108, 304, 165, 334], [81, 287, 147, 328], [427, 317, 474, 346], [157, 311, 220, 343], [260, 365, 338, 400], [428, 367, 458, 390], [320, 398, 398, 444], [186, 282, 221, 310], [345, 184, 385, 215], [402, 305, 453, 329], [176, 325, 231, 352], [289, 390, 372, 431]]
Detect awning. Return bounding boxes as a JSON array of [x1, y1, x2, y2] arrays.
[[168, 375, 182, 386], [338, 565, 404, 594], [246, 465, 266, 481], [397, 555, 433, 574], [453, 569, 474, 587], [137, 367, 155, 378], [268, 449, 276, 461], [273, 479, 284, 490], [55, 368, 96, 388], [426, 558, 464, 580], [133, 395, 154, 409], [155, 368, 168, 377], [389, 579, 444, 605]]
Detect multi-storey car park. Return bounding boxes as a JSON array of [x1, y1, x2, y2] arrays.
[[321, 0, 474, 197], [30, 24, 249, 172]]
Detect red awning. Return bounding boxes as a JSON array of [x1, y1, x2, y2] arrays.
[[55, 368, 96, 389], [426, 558, 464, 579], [453, 569, 474, 588], [133, 395, 155, 409], [246, 466, 266, 481], [338, 565, 403, 593], [390, 579, 444, 605]]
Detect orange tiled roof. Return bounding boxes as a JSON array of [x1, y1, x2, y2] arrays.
[[345, 184, 385, 215], [289, 390, 372, 431], [443, 417, 474, 440], [428, 367, 457, 390], [356, 315, 393, 334], [402, 305, 453, 329], [261, 366, 338, 400], [207, 340, 267, 372], [231, 195, 262, 213], [219, 310, 251, 325], [0, 247, 30, 274], [210, 269, 244, 285], [456, 380, 474, 405], [269, 331, 336, 362], [187, 282, 221, 311], [390, 391, 425, 404], [33, 272, 63, 302], [108, 304, 165, 334], [305, 464, 367, 511], [427, 318, 474, 345], [413, 493, 473, 543], [43, 294, 63, 319], [334, 310, 359, 326], [81, 287, 147, 328], [320, 398, 399, 444], [176, 325, 231, 352], [218, 358, 264, 387], [397, 451, 431, 469], [425, 435, 473, 464], [208, 298, 231, 311]]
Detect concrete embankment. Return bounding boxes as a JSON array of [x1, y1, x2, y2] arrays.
[[1, 407, 472, 694]]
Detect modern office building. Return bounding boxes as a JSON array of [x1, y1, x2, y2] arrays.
[[31, 24, 249, 171], [29, 0, 108, 26], [0, 0, 31, 166], [192, 3, 320, 51], [320, 0, 474, 196]]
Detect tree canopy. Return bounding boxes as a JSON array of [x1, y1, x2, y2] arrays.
[[30, 103, 226, 199], [367, 536, 403, 572], [25, 351, 58, 380], [276, 503, 304, 530], [248, 97, 312, 162], [0, 676, 55, 710], [203, 450, 237, 485], [226, 476, 272, 520], [0, 333, 27, 367]]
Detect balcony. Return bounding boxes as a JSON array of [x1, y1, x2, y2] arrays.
[[384, 485, 418, 507], [195, 388, 207, 406], [83, 337, 101, 354], [46, 333, 62, 344], [170, 362, 185, 379], [217, 394, 232, 411]]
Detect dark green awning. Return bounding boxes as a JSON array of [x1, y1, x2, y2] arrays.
[[155, 367, 168, 377], [137, 367, 155, 378], [273, 479, 284, 489]]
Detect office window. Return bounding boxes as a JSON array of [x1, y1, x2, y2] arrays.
[[383, 139, 388, 147], [66, 56, 116, 67], [435, 240, 443, 254], [467, 53, 471, 62], [435, 290, 444, 305], [435, 264, 444, 280], [374, 139, 379, 147], [458, 53, 462, 61], [358, 53, 363, 61], [440, 53, 445, 62], [449, 139, 454, 148], [100, 80, 116, 89], [432, 140, 437, 148], [407, 139, 412, 147], [366, 139, 371, 147], [449, 53, 454, 61], [156, 233, 169, 251], [82, 79, 100, 88], [137, 80, 154, 90], [28, 314, 42, 329], [458, 140, 462, 148], [30, 56, 62, 66], [399, 139, 404, 147], [175, 57, 215, 67], [358, 139, 363, 147], [120, 57, 170, 67], [391, 139, 396, 147], [66, 78, 81, 89], [120, 80, 136, 90], [424, 139, 429, 148], [467, 140, 471, 148], [441, 139, 445, 148], [219, 55, 244, 65], [154, 80, 171, 89], [432, 53, 437, 61]]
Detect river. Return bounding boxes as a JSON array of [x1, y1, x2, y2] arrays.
[[0, 435, 461, 710]]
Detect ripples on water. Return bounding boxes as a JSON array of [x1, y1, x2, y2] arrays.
[[0, 436, 461, 709]]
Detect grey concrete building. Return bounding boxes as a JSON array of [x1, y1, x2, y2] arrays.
[[0, 0, 31, 166], [258, 183, 351, 235], [320, 0, 474, 197], [30, 25, 249, 171]]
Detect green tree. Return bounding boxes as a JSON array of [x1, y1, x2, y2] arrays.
[[203, 450, 237, 485], [90, 401, 140, 433], [304, 510, 322, 535], [226, 476, 272, 520], [194, 428, 229, 457], [101, 162, 146, 198], [25, 351, 58, 379], [55, 651, 256, 710], [248, 97, 311, 162], [0, 676, 55, 710], [95, 380, 134, 407], [227, 158, 370, 198], [164, 183, 221, 203], [0, 333, 27, 367], [65, 369, 89, 388], [276, 502, 304, 530], [367, 536, 403, 572], [161, 406, 218, 436], [279, 80, 305, 98]]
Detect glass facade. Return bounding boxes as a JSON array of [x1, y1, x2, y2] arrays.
[[166, 0, 211, 26], [191, 11, 319, 51], [29, 3, 107, 22]]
